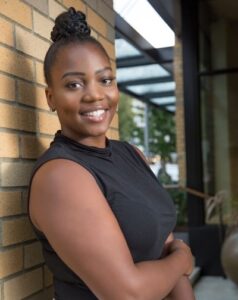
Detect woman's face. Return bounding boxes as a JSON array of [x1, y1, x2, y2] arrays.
[[46, 42, 119, 147]]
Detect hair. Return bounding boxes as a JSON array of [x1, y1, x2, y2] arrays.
[[44, 7, 109, 85]]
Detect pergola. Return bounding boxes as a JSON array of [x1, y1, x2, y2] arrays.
[[115, 2, 175, 114]]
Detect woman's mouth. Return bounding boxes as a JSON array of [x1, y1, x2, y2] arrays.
[[80, 109, 107, 122]]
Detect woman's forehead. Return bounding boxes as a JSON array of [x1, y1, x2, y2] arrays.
[[57, 43, 109, 63], [53, 42, 111, 73]]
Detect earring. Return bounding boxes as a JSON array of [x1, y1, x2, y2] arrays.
[[50, 107, 56, 112]]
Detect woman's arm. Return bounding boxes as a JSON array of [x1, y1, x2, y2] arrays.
[[130, 147, 195, 299], [163, 234, 195, 300], [165, 276, 195, 300], [29, 159, 193, 300]]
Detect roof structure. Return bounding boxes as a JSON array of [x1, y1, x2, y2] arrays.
[[115, 4, 176, 113]]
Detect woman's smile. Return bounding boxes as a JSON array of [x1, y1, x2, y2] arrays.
[[79, 107, 108, 122]]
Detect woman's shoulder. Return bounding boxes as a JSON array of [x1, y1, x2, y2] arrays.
[[33, 139, 78, 172]]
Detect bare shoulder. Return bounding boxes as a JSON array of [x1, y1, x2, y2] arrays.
[[31, 158, 93, 187], [31, 159, 97, 195], [29, 158, 107, 231], [29, 159, 93, 226]]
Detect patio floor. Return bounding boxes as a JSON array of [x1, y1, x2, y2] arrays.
[[194, 276, 238, 300]]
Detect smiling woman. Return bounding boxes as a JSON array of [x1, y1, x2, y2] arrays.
[[28, 7, 195, 300]]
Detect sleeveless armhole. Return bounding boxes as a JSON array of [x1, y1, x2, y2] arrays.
[[121, 141, 161, 184]]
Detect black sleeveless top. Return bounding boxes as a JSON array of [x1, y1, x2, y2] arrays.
[[28, 131, 176, 300]]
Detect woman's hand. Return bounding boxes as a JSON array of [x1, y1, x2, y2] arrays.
[[165, 239, 194, 276], [162, 236, 195, 300]]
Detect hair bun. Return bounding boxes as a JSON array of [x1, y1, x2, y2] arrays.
[[51, 7, 91, 42]]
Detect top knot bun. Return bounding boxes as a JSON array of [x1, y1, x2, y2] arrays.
[[51, 7, 91, 42]]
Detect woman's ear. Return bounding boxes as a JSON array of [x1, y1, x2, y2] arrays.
[[45, 87, 55, 111]]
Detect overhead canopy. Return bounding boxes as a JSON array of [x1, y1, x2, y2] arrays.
[[115, 12, 175, 113]]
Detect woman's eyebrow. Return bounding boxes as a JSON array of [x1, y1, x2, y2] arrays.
[[61, 67, 112, 80], [61, 71, 85, 79]]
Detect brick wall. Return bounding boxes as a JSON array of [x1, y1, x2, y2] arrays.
[[0, 0, 117, 299], [174, 36, 186, 186]]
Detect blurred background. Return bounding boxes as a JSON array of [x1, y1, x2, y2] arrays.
[[114, 0, 238, 299], [0, 0, 237, 299]]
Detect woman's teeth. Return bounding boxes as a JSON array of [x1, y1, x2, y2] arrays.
[[83, 109, 105, 117], [81, 109, 107, 122]]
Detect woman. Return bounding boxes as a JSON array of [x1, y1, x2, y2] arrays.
[[28, 7, 195, 300]]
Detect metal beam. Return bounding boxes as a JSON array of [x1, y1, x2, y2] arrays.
[[181, 0, 205, 227], [116, 55, 154, 68], [116, 51, 173, 68], [118, 85, 174, 114], [148, 0, 175, 31], [143, 90, 175, 98], [155, 101, 175, 107], [115, 14, 173, 74], [146, 47, 174, 64], [199, 67, 238, 77], [116, 14, 152, 51], [117, 75, 173, 87]]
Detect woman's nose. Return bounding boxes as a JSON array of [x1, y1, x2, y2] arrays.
[[82, 82, 104, 102]]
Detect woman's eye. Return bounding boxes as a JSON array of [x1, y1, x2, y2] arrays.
[[102, 78, 115, 85], [66, 82, 82, 89]]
